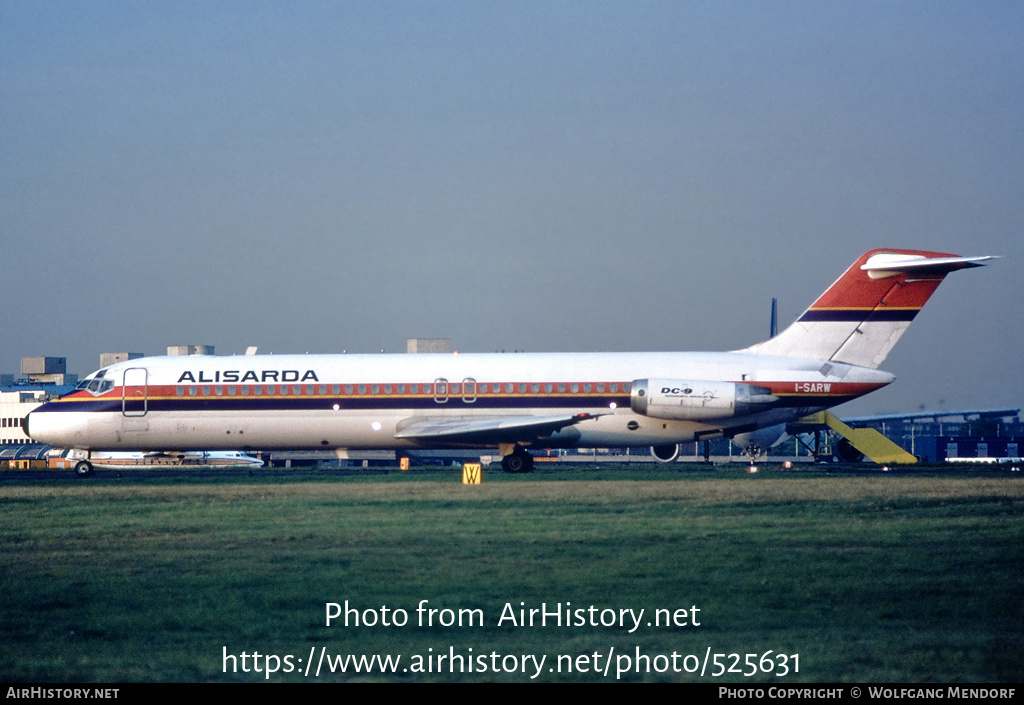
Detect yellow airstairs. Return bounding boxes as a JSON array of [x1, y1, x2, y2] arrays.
[[798, 412, 918, 465]]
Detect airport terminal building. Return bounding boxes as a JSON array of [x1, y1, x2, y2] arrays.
[[1, 357, 77, 446]]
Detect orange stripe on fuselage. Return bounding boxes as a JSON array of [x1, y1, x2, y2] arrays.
[[58, 381, 637, 402], [58, 379, 888, 404]]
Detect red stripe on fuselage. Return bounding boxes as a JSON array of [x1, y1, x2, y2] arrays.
[[762, 381, 889, 398], [57, 380, 637, 403], [57, 378, 887, 405]]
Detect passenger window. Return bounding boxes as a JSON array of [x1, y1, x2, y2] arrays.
[[434, 379, 448, 403]]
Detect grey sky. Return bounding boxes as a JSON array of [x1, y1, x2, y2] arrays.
[[2, 1, 1021, 416]]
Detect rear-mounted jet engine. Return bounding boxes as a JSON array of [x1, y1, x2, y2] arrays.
[[630, 378, 779, 421]]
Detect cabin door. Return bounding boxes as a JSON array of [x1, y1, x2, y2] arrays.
[[122, 367, 149, 417]]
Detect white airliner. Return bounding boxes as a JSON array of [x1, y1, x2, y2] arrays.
[[27, 249, 995, 477]]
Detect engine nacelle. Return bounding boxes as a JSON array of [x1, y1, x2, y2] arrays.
[[631, 378, 779, 421], [650, 444, 681, 463]]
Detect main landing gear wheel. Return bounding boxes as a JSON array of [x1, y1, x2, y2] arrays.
[[74, 460, 95, 478], [501, 448, 534, 474]]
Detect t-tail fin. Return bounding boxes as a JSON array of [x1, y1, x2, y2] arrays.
[[741, 249, 996, 368]]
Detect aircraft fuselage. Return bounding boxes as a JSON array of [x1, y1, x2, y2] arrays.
[[27, 350, 893, 452]]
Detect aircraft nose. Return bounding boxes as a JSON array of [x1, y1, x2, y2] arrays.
[[23, 405, 65, 446]]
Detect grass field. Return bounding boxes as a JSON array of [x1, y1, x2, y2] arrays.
[[2, 465, 1022, 682]]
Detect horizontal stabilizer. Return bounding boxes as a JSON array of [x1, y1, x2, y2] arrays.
[[860, 253, 997, 279]]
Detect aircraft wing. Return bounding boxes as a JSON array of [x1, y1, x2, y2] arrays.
[[394, 413, 605, 445]]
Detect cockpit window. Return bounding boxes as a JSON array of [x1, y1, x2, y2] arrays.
[[75, 368, 113, 395], [77, 378, 114, 395]]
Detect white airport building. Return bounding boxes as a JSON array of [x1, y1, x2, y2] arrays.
[[1, 357, 79, 446]]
